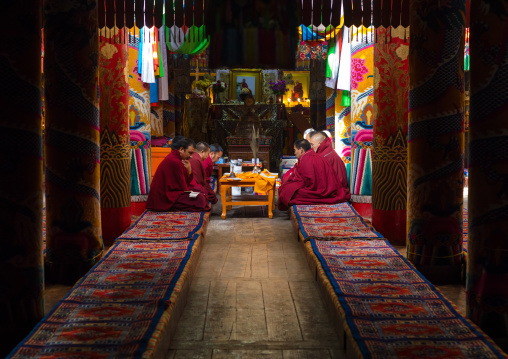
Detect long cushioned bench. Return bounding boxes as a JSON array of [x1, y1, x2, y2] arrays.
[[290, 202, 383, 243], [9, 209, 210, 358], [290, 204, 506, 359]]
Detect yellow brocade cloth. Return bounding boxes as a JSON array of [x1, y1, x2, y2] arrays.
[[224, 170, 277, 193]]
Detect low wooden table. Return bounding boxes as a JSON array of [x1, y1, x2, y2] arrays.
[[219, 177, 275, 219], [216, 163, 263, 181]]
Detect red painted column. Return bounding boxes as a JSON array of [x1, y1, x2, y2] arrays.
[[372, 26, 409, 245], [99, 30, 132, 244]]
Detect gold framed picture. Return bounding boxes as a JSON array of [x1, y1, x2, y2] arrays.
[[283, 71, 310, 105], [230, 69, 262, 102]]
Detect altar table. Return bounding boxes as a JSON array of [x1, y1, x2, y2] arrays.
[[219, 177, 275, 219]]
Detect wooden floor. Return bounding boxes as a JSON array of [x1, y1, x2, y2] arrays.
[[166, 205, 345, 359]]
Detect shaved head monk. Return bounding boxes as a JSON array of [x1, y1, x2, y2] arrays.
[[282, 139, 311, 183], [203, 143, 223, 184], [190, 142, 218, 204], [147, 136, 210, 211], [309, 131, 350, 200], [278, 139, 349, 211], [303, 128, 315, 141]]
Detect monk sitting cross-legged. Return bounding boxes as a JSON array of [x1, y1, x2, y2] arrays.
[[309, 131, 350, 200], [146, 136, 211, 212], [203, 143, 223, 185], [190, 142, 218, 204], [278, 139, 349, 211], [282, 138, 311, 184]]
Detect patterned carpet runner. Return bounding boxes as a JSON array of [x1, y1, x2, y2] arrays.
[[118, 210, 206, 241], [8, 240, 196, 358], [310, 239, 506, 358], [292, 202, 383, 241]]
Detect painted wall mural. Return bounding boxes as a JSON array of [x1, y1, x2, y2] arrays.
[[335, 90, 352, 184], [350, 26, 374, 196], [128, 29, 152, 196]]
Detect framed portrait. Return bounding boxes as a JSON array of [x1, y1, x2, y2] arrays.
[[230, 69, 262, 102], [283, 71, 310, 105]]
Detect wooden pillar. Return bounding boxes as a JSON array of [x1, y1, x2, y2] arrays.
[[407, 0, 465, 283], [44, 0, 103, 284], [466, 0, 508, 349], [0, 1, 43, 355], [99, 31, 131, 245], [372, 26, 409, 245]]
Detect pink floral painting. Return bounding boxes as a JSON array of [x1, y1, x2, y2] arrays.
[[351, 58, 369, 89]]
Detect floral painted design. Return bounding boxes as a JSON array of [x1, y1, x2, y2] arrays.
[[351, 58, 369, 89]]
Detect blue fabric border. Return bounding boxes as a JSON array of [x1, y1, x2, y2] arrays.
[[7, 239, 197, 358], [294, 204, 383, 240], [309, 239, 505, 358], [118, 211, 205, 241]]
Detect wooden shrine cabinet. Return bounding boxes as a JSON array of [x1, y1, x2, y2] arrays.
[[226, 136, 271, 170]]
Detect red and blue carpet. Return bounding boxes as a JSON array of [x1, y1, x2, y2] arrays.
[[309, 239, 506, 358], [8, 240, 196, 358], [117, 210, 206, 241]]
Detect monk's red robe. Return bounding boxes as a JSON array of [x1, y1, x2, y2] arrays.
[[147, 150, 210, 211], [278, 150, 349, 211], [203, 156, 214, 184], [282, 165, 296, 183], [316, 137, 350, 200], [190, 152, 218, 204]]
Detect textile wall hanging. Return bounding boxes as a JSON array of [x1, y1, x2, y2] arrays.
[[326, 88, 337, 139], [372, 26, 409, 246], [44, 0, 103, 284], [335, 90, 352, 184], [130, 130, 151, 196], [128, 29, 151, 133], [99, 33, 132, 244], [151, 104, 164, 137], [299, 0, 410, 29], [350, 26, 374, 197], [0, 0, 44, 353], [207, 0, 299, 69], [466, 0, 508, 341], [407, 0, 465, 281], [128, 29, 152, 197]]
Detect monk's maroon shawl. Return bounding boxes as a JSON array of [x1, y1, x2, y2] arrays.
[[277, 150, 349, 211], [190, 152, 218, 204], [203, 156, 214, 184], [316, 137, 351, 200], [147, 150, 210, 211]]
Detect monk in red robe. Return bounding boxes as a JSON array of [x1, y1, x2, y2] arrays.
[[204, 143, 223, 185], [190, 142, 218, 204], [282, 139, 311, 183], [147, 137, 210, 211], [278, 139, 349, 211], [309, 131, 350, 198]]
